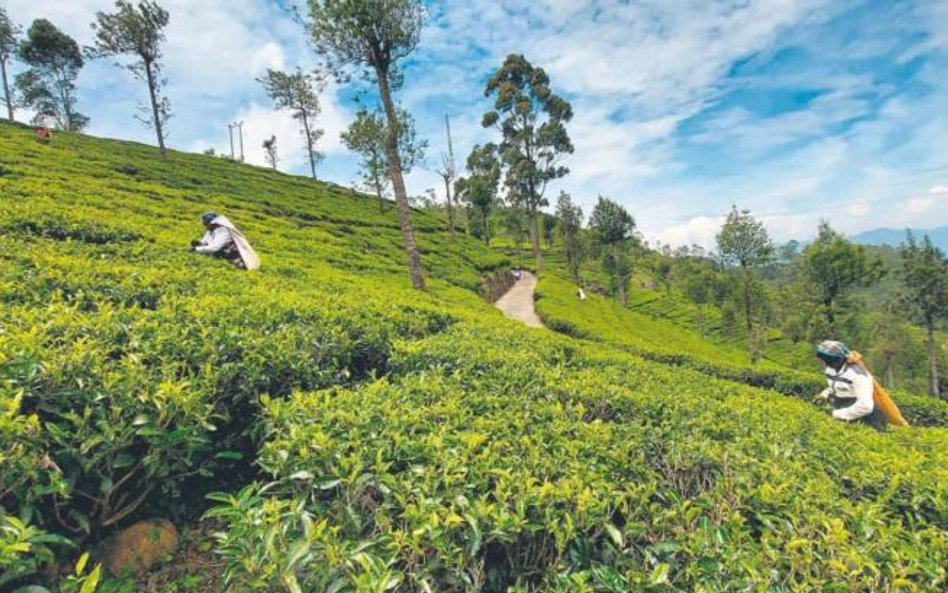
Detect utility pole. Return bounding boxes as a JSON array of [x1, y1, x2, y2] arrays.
[[227, 123, 235, 160], [235, 121, 245, 162]]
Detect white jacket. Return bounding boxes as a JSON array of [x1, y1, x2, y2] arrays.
[[194, 227, 233, 254], [193, 216, 260, 270], [820, 363, 874, 421]]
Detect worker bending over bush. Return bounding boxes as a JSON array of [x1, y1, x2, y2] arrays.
[[191, 212, 260, 270]]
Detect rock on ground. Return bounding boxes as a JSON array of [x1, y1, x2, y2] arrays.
[[98, 518, 178, 577]]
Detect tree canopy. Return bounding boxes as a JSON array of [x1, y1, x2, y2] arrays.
[[90, 0, 171, 153], [16, 19, 87, 130], [482, 53, 573, 273], [258, 68, 325, 180]]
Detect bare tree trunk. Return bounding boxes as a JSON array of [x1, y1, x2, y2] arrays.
[[742, 267, 758, 363], [885, 356, 895, 390], [529, 206, 543, 273], [300, 111, 317, 180], [928, 322, 941, 398], [374, 177, 384, 212], [483, 210, 490, 245], [376, 66, 425, 290], [57, 69, 75, 131], [443, 174, 455, 234], [1, 57, 12, 121], [825, 299, 836, 338], [144, 60, 166, 154]]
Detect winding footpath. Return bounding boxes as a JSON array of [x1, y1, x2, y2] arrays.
[[494, 271, 545, 328]]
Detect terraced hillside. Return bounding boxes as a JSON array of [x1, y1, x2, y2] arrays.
[[1, 122, 946, 592]]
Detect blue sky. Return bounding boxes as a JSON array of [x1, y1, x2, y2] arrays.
[[5, 0, 948, 248]]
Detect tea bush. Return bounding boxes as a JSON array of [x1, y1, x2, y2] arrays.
[[1, 121, 945, 592], [535, 274, 948, 427], [212, 326, 947, 592]]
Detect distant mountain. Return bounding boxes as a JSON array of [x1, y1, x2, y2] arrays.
[[850, 226, 948, 252]]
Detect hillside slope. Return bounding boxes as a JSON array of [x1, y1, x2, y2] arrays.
[[1, 123, 946, 592]]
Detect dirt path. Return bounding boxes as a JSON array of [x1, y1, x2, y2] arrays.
[[495, 271, 545, 328]]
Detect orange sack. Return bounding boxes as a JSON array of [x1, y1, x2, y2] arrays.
[[848, 352, 909, 427]]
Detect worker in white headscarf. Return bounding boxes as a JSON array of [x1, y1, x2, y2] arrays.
[[191, 212, 260, 270], [815, 340, 877, 423]]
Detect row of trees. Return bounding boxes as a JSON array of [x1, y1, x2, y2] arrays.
[[0, 2, 171, 152], [710, 208, 947, 396]]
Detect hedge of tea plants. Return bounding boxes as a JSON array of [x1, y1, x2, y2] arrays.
[[1, 121, 946, 592], [210, 323, 947, 592], [535, 274, 948, 427], [0, 120, 504, 586]]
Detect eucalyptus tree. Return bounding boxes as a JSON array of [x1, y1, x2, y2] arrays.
[[305, 0, 428, 289], [90, 1, 171, 153], [482, 53, 573, 274]]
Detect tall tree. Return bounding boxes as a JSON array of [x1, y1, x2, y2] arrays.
[[589, 196, 635, 305], [555, 191, 583, 281], [89, 1, 171, 153], [263, 135, 278, 170], [542, 214, 556, 248], [16, 19, 87, 130], [341, 105, 425, 212], [802, 220, 884, 336], [0, 8, 20, 121], [306, 0, 427, 289], [505, 207, 528, 266], [455, 143, 501, 245], [899, 232, 948, 398], [258, 68, 324, 180], [482, 53, 573, 274], [716, 206, 773, 362]]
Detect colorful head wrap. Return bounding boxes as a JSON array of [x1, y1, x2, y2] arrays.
[[816, 340, 850, 364], [201, 212, 218, 225]]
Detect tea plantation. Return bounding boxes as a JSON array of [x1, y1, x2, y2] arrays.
[[1, 121, 946, 592]]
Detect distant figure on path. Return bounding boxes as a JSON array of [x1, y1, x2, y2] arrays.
[[191, 212, 260, 270], [814, 340, 907, 427], [36, 127, 52, 144], [577, 288, 587, 301]]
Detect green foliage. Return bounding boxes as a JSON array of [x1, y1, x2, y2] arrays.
[[802, 221, 885, 335], [258, 68, 324, 179], [482, 53, 573, 271], [455, 143, 501, 245], [341, 105, 426, 210], [0, 120, 506, 582], [15, 19, 87, 131], [589, 196, 635, 305], [0, 6, 20, 120], [716, 206, 774, 362], [215, 323, 947, 592], [716, 206, 774, 269], [2, 119, 947, 593], [305, 0, 428, 289], [89, 0, 171, 153], [899, 232, 948, 397], [554, 191, 583, 281]]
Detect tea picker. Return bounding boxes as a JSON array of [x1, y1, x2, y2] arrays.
[[190, 212, 260, 270], [814, 340, 908, 427]]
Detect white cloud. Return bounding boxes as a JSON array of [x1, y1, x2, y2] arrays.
[[846, 202, 871, 217], [652, 215, 725, 250], [901, 196, 935, 215], [929, 185, 948, 195]]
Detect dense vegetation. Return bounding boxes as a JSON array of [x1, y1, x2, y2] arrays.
[[1, 122, 946, 592]]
